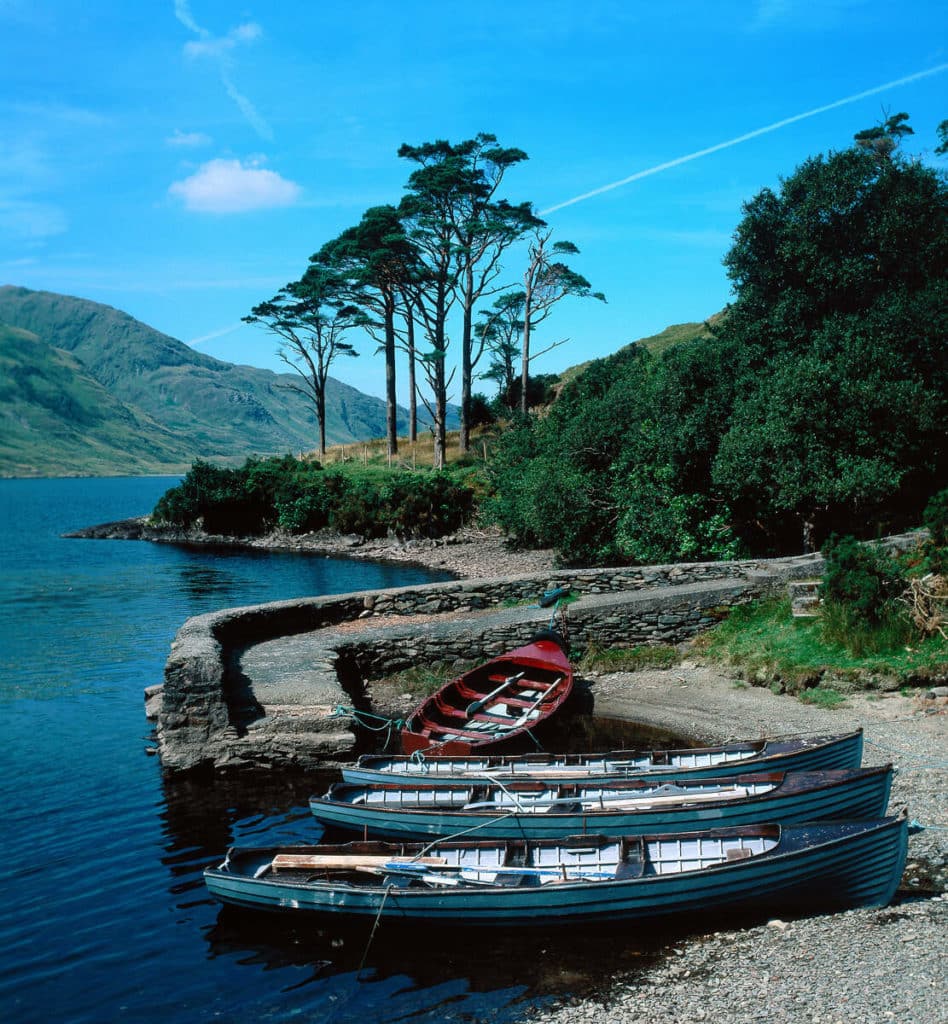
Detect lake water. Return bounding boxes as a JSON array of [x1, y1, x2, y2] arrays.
[[0, 477, 686, 1023]]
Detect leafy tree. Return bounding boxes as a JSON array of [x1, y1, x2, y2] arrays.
[[486, 116, 945, 566], [936, 119, 948, 156], [243, 270, 364, 457], [396, 140, 468, 469], [397, 134, 539, 464], [853, 110, 914, 162], [476, 290, 524, 408], [714, 125, 947, 550], [518, 230, 605, 414], [445, 134, 539, 451], [312, 206, 417, 457]]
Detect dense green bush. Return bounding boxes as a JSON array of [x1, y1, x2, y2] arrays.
[[921, 488, 948, 573], [382, 474, 475, 539], [152, 457, 475, 541], [924, 488, 948, 548], [485, 132, 946, 567], [820, 535, 903, 626], [819, 535, 911, 654]]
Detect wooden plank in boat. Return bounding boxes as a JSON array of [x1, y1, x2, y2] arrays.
[[271, 853, 448, 870]]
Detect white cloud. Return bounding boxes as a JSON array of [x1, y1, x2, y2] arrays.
[[219, 68, 273, 141], [166, 129, 212, 147], [168, 158, 301, 213], [173, 0, 205, 37]]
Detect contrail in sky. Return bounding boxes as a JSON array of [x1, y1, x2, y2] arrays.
[[541, 63, 948, 215]]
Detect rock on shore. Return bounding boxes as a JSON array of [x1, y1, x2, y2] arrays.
[[66, 518, 557, 578]]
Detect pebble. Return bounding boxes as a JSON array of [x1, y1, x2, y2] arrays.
[[521, 678, 947, 1024]]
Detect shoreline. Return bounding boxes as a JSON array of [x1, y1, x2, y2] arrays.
[[529, 668, 947, 1023], [65, 517, 559, 578], [72, 515, 947, 1022]]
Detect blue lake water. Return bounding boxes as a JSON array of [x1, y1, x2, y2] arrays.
[[0, 477, 685, 1023]]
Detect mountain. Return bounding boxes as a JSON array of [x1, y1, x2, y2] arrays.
[[0, 286, 434, 477]]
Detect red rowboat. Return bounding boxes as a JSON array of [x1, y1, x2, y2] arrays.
[[400, 631, 574, 756]]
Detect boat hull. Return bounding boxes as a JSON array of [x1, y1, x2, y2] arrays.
[[399, 633, 574, 756], [344, 730, 864, 787], [204, 816, 908, 925], [310, 766, 893, 841]]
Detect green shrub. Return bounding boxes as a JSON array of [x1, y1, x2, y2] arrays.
[[924, 488, 948, 548], [820, 535, 903, 626], [153, 458, 476, 542], [819, 534, 911, 654], [382, 473, 475, 540], [330, 477, 384, 538], [921, 488, 948, 574], [276, 488, 331, 532]]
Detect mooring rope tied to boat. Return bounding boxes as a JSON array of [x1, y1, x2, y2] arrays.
[[865, 736, 948, 769], [411, 809, 525, 860], [332, 704, 404, 749], [359, 883, 395, 972]]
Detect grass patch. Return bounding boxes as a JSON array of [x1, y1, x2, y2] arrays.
[[580, 644, 681, 673], [798, 687, 847, 710], [698, 596, 946, 693], [371, 662, 471, 700]]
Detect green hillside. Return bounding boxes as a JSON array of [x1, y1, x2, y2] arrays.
[[556, 318, 717, 390], [0, 323, 200, 476], [0, 286, 422, 477]]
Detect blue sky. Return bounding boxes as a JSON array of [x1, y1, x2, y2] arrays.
[[1, 0, 945, 404]]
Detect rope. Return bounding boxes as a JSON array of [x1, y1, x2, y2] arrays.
[[359, 883, 394, 972], [908, 820, 948, 833], [412, 809, 524, 859], [864, 737, 948, 770], [332, 705, 404, 750]]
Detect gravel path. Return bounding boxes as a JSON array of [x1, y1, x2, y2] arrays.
[[520, 668, 948, 1024]]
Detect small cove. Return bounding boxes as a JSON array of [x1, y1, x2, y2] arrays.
[[1, 476, 708, 1024]]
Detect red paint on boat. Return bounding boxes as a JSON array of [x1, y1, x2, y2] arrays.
[[400, 633, 574, 756]]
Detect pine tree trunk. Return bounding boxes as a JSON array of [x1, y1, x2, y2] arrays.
[[407, 314, 417, 443], [384, 296, 398, 457]]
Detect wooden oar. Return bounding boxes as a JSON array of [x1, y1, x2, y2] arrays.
[[463, 785, 754, 812], [271, 853, 447, 871], [511, 678, 562, 728], [465, 672, 525, 717]]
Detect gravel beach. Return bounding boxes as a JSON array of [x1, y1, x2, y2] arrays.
[[522, 668, 947, 1024], [80, 519, 947, 1020]]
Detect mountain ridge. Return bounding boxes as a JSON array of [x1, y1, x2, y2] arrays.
[[0, 286, 430, 477]]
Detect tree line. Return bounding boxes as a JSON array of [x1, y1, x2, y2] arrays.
[[488, 114, 948, 563], [243, 134, 604, 465]]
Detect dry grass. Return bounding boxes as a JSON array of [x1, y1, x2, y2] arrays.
[[319, 426, 495, 471]]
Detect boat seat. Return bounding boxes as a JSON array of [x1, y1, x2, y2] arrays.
[[492, 871, 538, 887], [614, 839, 647, 879], [487, 673, 552, 690]]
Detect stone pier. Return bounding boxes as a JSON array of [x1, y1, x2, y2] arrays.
[[152, 539, 900, 775]]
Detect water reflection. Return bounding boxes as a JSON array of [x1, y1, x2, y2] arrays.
[[152, 715, 703, 1022], [175, 562, 248, 599]]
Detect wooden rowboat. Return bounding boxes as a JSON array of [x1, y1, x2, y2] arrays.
[[204, 815, 909, 925], [345, 729, 864, 787], [309, 765, 893, 841], [399, 630, 574, 756]]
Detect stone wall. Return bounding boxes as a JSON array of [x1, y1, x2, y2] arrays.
[[152, 534, 921, 775]]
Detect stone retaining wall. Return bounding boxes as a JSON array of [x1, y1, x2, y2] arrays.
[[153, 534, 921, 775]]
